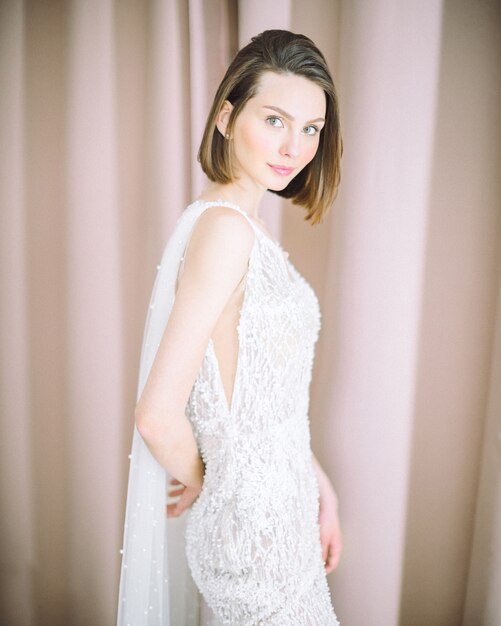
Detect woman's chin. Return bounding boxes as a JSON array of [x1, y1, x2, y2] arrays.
[[266, 178, 292, 192]]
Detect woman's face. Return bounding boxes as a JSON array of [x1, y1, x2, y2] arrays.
[[219, 71, 326, 193]]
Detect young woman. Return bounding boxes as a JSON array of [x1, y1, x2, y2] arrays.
[[118, 29, 343, 626]]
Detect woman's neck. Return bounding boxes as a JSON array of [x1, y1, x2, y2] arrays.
[[197, 181, 265, 219]]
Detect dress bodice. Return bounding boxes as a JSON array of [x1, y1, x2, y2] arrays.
[[187, 200, 321, 447]]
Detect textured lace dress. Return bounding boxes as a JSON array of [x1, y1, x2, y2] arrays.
[[184, 200, 340, 625]]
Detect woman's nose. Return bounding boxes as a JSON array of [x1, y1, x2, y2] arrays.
[[279, 133, 300, 159]]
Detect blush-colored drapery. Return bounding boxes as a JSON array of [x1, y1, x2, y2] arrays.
[[0, 1, 500, 625]]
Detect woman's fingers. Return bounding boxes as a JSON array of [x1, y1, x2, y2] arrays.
[[166, 485, 202, 518], [325, 544, 335, 573], [167, 478, 185, 500], [166, 480, 185, 518], [166, 502, 178, 517], [325, 534, 343, 573], [167, 499, 187, 518], [323, 541, 333, 573]]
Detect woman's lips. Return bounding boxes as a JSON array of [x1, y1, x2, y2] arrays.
[[268, 163, 294, 176]]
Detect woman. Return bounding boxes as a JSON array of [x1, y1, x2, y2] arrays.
[[118, 29, 343, 625]]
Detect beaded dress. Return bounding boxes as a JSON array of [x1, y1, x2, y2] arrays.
[[117, 199, 339, 626]]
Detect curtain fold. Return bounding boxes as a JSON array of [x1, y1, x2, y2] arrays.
[[65, 1, 123, 622], [0, 3, 35, 626]]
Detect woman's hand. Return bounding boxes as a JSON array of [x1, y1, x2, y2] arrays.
[[311, 453, 343, 573], [166, 478, 202, 518], [318, 491, 343, 574]]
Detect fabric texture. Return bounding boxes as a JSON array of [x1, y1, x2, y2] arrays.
[[118, 199, 339, 625]]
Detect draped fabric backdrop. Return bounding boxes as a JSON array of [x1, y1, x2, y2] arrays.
[[0, 1, 500, 625]]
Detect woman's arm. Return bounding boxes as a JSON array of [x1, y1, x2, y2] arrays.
[[311, 452, 343, 573], [311, 453, 339, 511], [135, 207, 255, 489]]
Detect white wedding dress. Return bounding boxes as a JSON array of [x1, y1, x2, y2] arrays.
[[117, 199, 340, 626]]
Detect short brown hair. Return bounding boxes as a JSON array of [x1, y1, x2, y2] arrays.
[[198, 29, 342, 224]]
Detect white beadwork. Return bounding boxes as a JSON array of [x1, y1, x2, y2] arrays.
[[184, 200, 339, 625]]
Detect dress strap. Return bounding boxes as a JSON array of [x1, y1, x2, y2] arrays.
[[196, 199, 260, 235], [195, 199, 291, 269]]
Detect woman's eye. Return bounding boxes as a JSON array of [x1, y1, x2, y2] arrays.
[[266, 116, 284, 128], [304, 125, 319, 136]]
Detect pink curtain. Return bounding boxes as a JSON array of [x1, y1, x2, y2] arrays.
[[0, 1, 500, 625]]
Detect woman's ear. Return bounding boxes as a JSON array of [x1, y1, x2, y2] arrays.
[[216, 100, 234, 139]]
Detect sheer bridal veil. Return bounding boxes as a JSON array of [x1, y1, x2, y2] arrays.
[[117, 201, 214, 626]]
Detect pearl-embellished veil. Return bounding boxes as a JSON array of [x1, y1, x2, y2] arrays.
[[117, 201, 214, 625]]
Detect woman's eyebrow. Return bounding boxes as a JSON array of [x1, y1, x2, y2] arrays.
[[263, 105, 325, 124]]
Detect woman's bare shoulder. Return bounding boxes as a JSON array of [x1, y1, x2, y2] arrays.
[[186, 205, 255, 269], [183, 205, 255, 284], [194, 205, 254, 244]]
